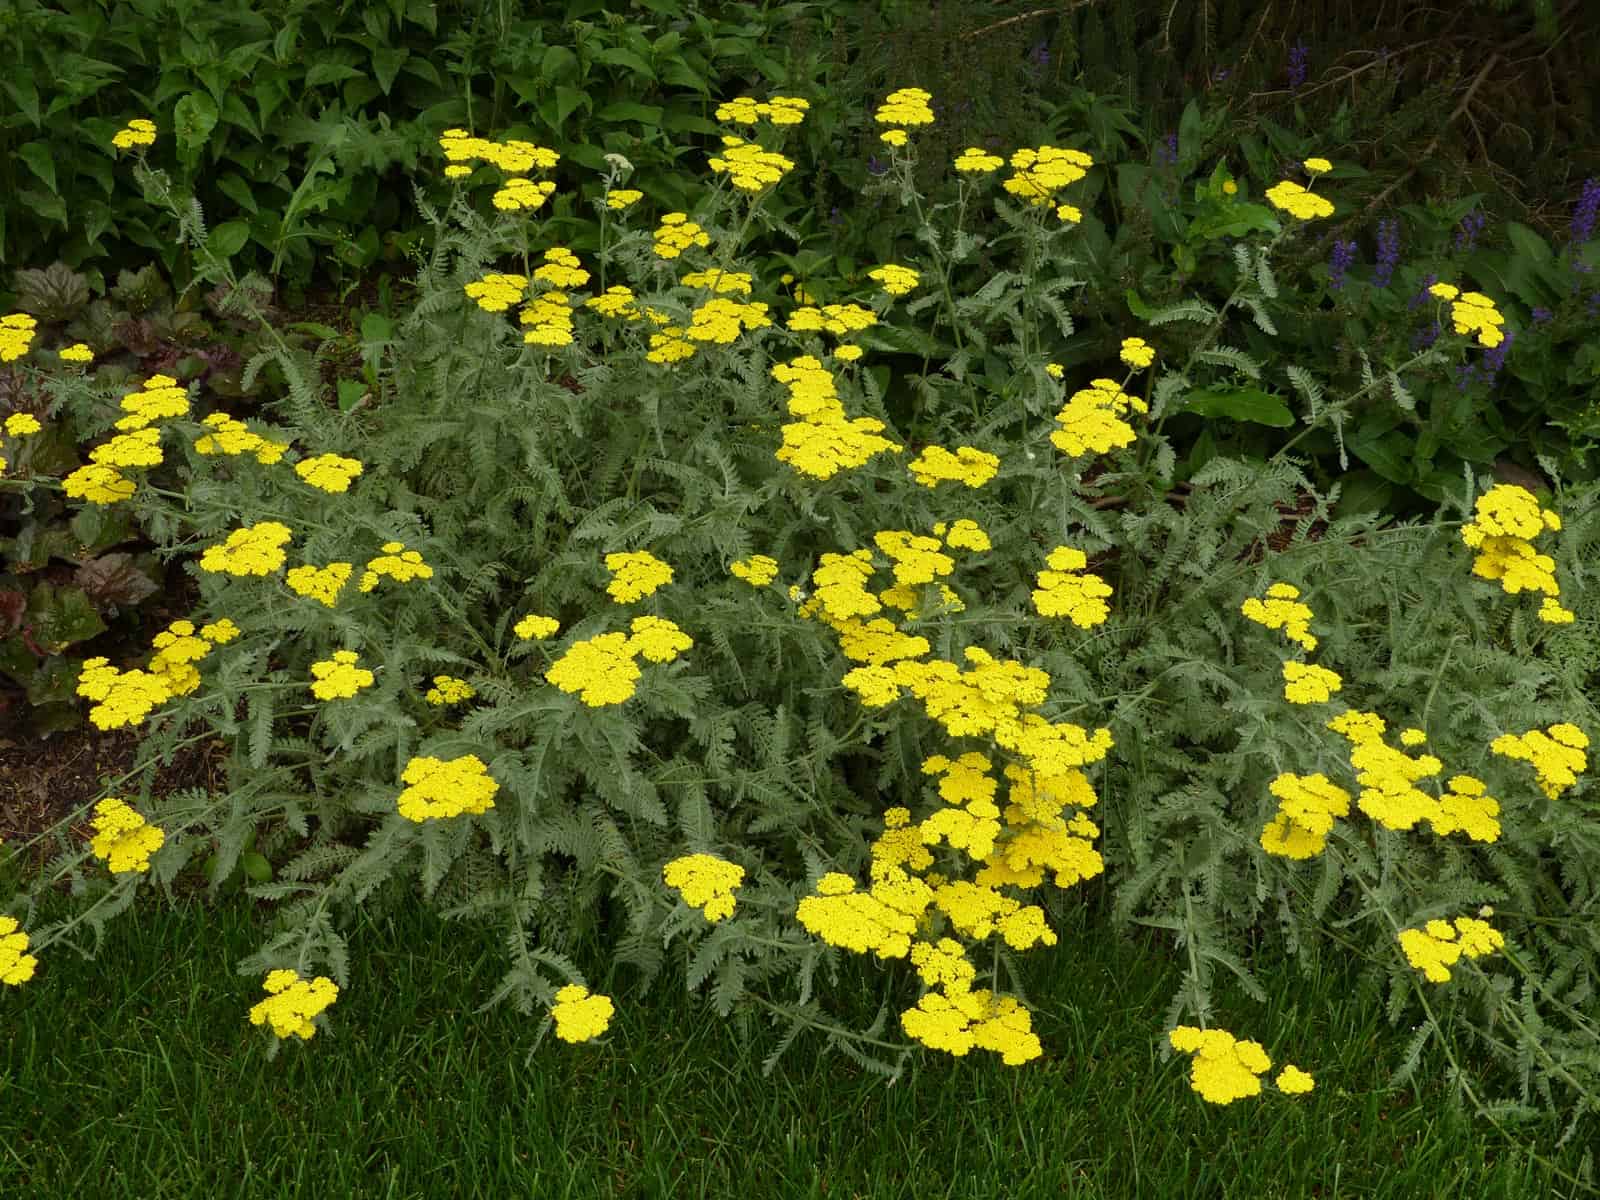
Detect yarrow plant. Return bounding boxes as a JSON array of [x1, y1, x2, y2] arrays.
[[1, 99, 1595, 1142]]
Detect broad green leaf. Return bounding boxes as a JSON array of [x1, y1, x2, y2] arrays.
[[305, 62, 362, 88], [29, 584, 107, 652], [215, 172, 259, 215], [597, 101, 664, 125], [208, 221, 251, 258], [173, 92, 219, 161], [591, 47, 655, 79], [371, 47, 409, 95], [554, 85, 588, 131], [17, 142, 56, 195], [241, 851, 273, 883], [1179, 387, 1294, 427]]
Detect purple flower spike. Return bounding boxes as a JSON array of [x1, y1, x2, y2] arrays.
[[1156, 132, 1179, 168], [867, 155, 887, 177], [1374, 218, 1401, 288], [1455, 209, 1487, 253], [1409, 274, 1438, 311], [1481, 328, 1514, 387], [1532, 306, 1553, 324], [1288, 41, 1310, 88], [1571, 177, 1600, 246], [1328, 238, 1359, 291], [1411, 320, 1441, 351]]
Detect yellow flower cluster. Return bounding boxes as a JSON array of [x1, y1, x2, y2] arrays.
[[1002, 145, 1094, 206], [874, 529, 954, 587], [662, 853, 746, 922], [546, 631, 641, 706], [61, 373, 197, 502], [521, 290, 577, 347], [395, 754, 499, 822], [1049, 377, 1147, 458], [686, 297, 771, 344], [199, 521, 293, 576], [1426, 283, 1507, 349], [149, 616, 233, 695], [116, 373, 190, 430], [249, 969, 339, 1040], [89, 427, 163, 468], [605, 188, 643, 209], [62, 463, 136, 505], [294, 452, 363, 494], [953, 147, 1004, 173], [0, 915, 38, 987], [772, 355, 903, 480], [513, 614, 560, 640], [493, 177, 558, 212], [1324, 712, 1501, 841], [424, 675, 475, 706], [868, 264, 920, 296], [1398, 916, 1505, 983], [194, 412, 288, 463], [1240, 582, 1317, 650], [550, 984, 615, 1042], [796, 870, 921, 958], [934, 519, 990, 553], [708, 136, 795, 191], [285, 561, 353, 607], [1259, 772, 1351, 859], [874, 86, 934, 127], [1031, 545, 1113, 628], [76, 618, 236, 729], [88, 797, 165, 874], [1169, 1026, 1313, 1104], [5, 413, 41, 436], [907, 444, 998, 488], [653, 212, 711, 259], [309, 650, 374, 700], [586, 285, 642, 319], [1120, 336, 1155, 369], [111, 117, 157, 150], [1282, 660, 1342, 705], [533, 246, 590, 289], [1459, 484, 1571, 622], [545, 617, 692, 706], [1264, 179, 1334, 221], [901, 987, 1043, 1065], [681, 268, 753, 295], [1328, 709, 1442, 831], [788, 303, 877, 336], [1490, 724, 1589, 799], [605, 550, 674, 602], [465, 272, 528, 312], [359, 541, 433, 592], [439, 128, 559, 174], [713, 95, 811, 125], [627, 614, 694, 662], [729, 554, 779, 587], [0, 313, 36, 363], [59, 342, 94, 363]]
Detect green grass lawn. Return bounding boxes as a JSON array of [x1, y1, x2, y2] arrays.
[[1, 895, 1590, 1199]]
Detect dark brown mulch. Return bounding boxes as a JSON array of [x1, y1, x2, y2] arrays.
[[0, 722, 228, 854]]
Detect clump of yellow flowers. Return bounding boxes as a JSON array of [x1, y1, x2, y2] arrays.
[[550, 984, 614, 1042], [1459, 483, 1572, 623], [1397, 915, 1505, 983], [663, 854, 746, 922], [89, 798, 165, 874], [1, 916, 38, 987], [250, 969, 339, 1040], [1168, 1026, 1314, 1104]]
